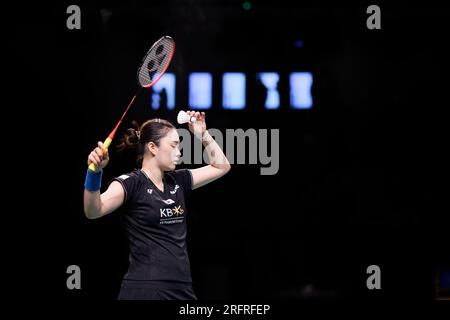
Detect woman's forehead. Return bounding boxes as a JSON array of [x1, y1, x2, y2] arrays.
[[165, 128, 179, 140]]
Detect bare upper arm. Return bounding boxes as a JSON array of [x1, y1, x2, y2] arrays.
[[99, 180, 125, 217], [190, 165, 230, 190]]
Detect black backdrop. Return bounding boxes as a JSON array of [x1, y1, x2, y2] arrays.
[[8, 0, 449, 304]]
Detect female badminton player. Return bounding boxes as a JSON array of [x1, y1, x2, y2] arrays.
[[83, 111, 231, 300]]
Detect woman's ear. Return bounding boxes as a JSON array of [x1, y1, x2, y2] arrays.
[[147, 141, 158, 156]]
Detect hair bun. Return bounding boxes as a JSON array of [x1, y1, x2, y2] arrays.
[[126, 128, 140, 144], [116, 125, 141, 152]]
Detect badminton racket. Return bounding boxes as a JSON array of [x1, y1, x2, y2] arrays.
[[89, 36, 175, 171]]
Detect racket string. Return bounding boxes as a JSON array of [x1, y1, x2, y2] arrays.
[[138, 37, 175, 87]]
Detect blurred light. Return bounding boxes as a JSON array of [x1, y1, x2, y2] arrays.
[[189, 73, 212, 109], [436, 270, 450, 300], [151, 73, 175, 110], [440, 271, 450, 288], [243, 2, 252, 10], [223, 73, 246, 109], [294, 40, 304, 48], [290, 72, 313, 109], [256, 73, 280, 109], [100, 8, 112, 32]]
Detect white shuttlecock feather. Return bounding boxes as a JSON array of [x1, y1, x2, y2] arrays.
[[177, 110, 197, 124]]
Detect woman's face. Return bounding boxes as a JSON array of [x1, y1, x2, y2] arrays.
[[155, 128, 181, 171]]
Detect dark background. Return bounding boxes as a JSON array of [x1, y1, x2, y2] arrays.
[[9, 0, 449, 303]]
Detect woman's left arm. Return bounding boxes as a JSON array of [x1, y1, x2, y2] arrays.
[[186, 111, 231, 190]]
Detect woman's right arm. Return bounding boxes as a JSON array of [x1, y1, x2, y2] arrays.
[[84, 181, 124, 219], [83, 141, 125, 219]]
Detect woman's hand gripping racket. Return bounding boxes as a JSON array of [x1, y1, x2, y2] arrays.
[[88, 36, 175, 172]]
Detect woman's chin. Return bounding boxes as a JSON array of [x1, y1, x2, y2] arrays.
[[165, 163, 177, 171]]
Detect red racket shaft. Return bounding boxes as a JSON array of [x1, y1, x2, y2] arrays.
[[88, 89, 142, 172]]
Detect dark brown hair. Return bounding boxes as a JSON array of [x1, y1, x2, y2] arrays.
[[117, 118, 175, 166]]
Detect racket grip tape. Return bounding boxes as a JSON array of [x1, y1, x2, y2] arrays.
[[88, 137, 113, 172]]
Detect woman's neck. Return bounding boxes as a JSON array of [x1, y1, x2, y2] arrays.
[[141, 159, 164, 185]]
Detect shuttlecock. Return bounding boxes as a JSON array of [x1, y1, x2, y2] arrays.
[[177, 110, 197, 124]]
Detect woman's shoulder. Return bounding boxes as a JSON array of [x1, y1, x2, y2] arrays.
[[115, 169, 143, 182], [165, 169, 192, 190], [165, 169, 189, 179]]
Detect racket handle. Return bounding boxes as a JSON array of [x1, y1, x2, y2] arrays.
[[88, 137, 113, 172]]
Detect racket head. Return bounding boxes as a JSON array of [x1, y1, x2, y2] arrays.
[[137, 36, 175, 88]]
